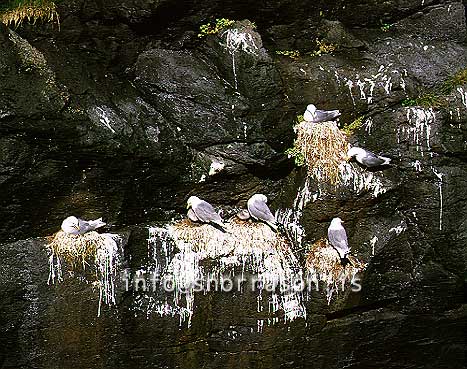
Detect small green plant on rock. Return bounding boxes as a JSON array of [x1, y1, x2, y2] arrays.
[[341, 116, 364, 136], [275, 50, 301, 59], [380, 21, 393, 32], [285, 146, 305, 167], [402, 93, 444, 108], [198, 18, 235, 38], [401, 67, 467, 109], [309, 38, 336, 57], [440, 68, 467, 94]]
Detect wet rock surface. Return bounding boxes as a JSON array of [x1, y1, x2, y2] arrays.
[[0, 1, 466, 368]]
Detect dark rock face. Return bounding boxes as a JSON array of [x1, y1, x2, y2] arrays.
[[1, 1, 466, 368]]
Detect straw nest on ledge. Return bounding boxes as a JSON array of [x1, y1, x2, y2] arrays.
[[47, 230, 113, 270], [169, 218, 290, 257], [305, 238, 366, 301], [293, 121, 349, 185]]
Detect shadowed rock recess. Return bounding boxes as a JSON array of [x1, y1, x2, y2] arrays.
[[0, 0, 466, 368]]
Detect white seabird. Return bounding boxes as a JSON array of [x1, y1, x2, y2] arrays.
[[61, 216, 106, 235], [247, 194, 278, 232], [187, 208, 199, 222], [327, 217, 351, 266], [347, 146, 391, 168], [186, 196, 226, 230], [236, 209, 251, 221], [303, 104, 341, 123]]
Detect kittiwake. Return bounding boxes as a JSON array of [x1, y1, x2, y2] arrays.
[[303, 104, 341, 123], [186, 196, 226, 231], [327, 217, 351, 266], [247, 194, 278, 232], [61, 216, 106, 235], [236, 209, 251, 221], [187, 208, 199, 222], [347, 146, 391, 168]]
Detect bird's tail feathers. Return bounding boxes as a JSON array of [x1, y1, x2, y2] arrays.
[[379, 156, 391, 165], [266, 221, 279, 233], [90, 218, 106, 229], [212, 221, 229, 233]]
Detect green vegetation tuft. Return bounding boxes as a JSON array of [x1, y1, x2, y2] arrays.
[[380, 20, 393, 32], [285, 146, 305, 167], [440, 68, 467, 94], [402, 67, 467, 108], [275, 39, 337, 60], [341, 116, 364, 136], [198, 18, 235, 38], [402, 93, 444, 108], [275, 50, 301, 59], [309, 38, 336, 57]]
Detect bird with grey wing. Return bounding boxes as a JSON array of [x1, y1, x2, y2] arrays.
[[327, 217, 351, 266], [61, 216, 106, 235], [347, 146, 391, 168], [303, 104, 341, 123], [186, 196, 227, 232], [246, 194, 278, 232]]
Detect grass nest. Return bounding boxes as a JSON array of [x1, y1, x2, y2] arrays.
[[305, 238, 366, 294], [170, 218, 290, 256], [1, 0, 59, 29], [48, 230, 109, 270], [47, 230, 120, 316], [294, 121, 349, 185]]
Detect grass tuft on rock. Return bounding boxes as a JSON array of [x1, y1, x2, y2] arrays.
[[293, 120, 349, 185], [0, 0, 59, 29]]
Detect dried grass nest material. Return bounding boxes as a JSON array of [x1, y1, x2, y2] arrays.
[[305, 238, 366, 284], [47, 230, 109, 268], [294, 120, 349, 185], [1, 1, 60, 29], [170, 219, 291, 255]]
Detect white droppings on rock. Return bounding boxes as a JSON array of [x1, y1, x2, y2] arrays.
[[139, 222, 307, 327], [221, 27, 259, 90], [398, 107, 435, 156], [364, 117, 374, 134], [431, 167, 445, 231], [370, 236, 378, 256], [276, 177, 313, 247], [339, 65, 406, 106], [412, 160, 422, 172], [339, 162, 388, 198], [457, 87, 467, 109], [87, 105, 118, 133], [389, 223, 406, 235], [208, 160, 225, 176], [345, 79, 356, 106]]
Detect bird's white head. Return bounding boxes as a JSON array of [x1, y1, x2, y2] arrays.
[[61, 216, 80, 234], [347, 147, 366, 161], [187, 196, 201, 209], [306, 104, 316, 115], [251, 193, 268, 203], [330, 217, 344, 227]]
